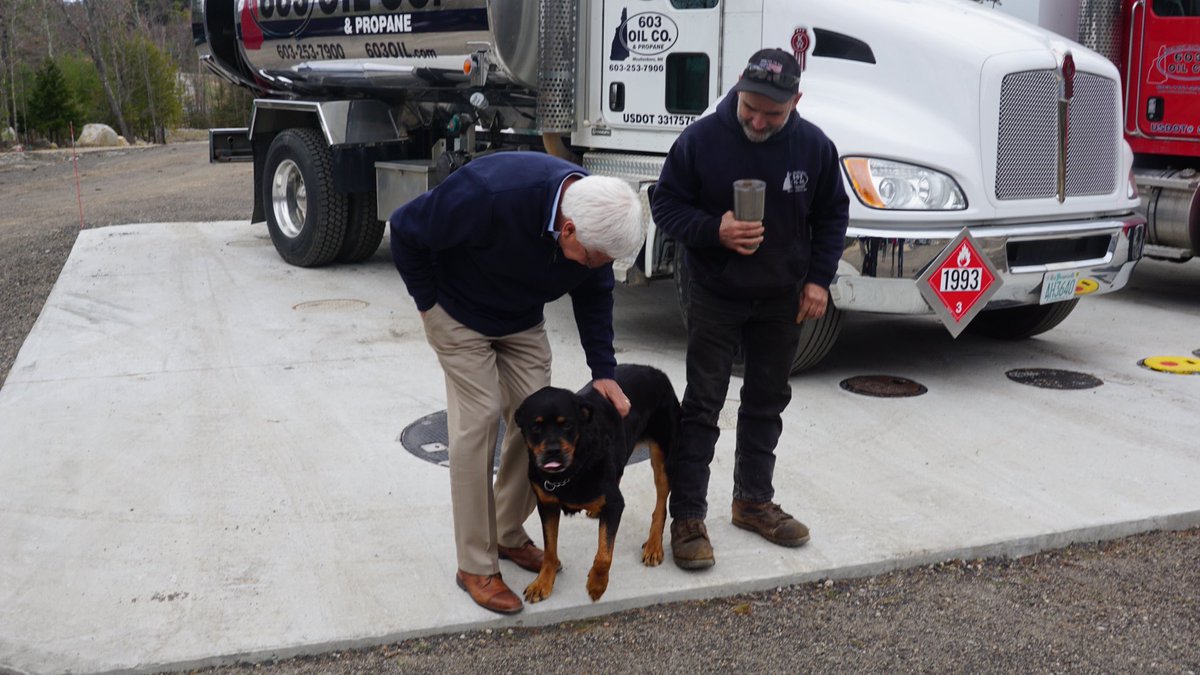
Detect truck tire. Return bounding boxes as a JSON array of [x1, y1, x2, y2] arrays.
[[966, 299, 1078, 339], [337, 191, 385, 263], [673, 252, 842, 374], [263, 128, 347, 267], [791, 304, 844, 373]]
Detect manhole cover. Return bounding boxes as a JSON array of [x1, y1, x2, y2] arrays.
[[292, 298, 369, 312], [1005, 368, 1103, 389], [839, 375, 927, 397], [399, 411, 650, 471], [1138, 356, 1200, 375]]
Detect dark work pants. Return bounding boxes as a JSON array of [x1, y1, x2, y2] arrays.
[[668, 280, 802, 521]]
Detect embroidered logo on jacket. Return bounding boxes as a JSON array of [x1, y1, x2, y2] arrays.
[[782, 170, 809, 193]]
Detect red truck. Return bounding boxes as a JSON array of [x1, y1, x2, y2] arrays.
[[984, 0, 1199, 261]]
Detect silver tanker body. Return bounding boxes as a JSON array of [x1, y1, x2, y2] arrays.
[[195, 0, 542, 98]]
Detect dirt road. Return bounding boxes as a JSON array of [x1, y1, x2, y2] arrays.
[[1, 144, 1196, 674]]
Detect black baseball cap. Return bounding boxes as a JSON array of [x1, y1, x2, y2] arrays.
[[731, 48, 802, 103]]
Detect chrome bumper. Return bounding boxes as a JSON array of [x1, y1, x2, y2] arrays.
[[830, 215, 1146, 314]]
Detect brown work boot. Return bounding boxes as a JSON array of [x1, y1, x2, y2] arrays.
[[498, 540, 544, 573], [731, 499, 810, 547], [455, 570, 523, 614], [670, 518, 715, 570]]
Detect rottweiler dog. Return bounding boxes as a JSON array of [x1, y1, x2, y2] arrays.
[[513, 364, 679, 602]]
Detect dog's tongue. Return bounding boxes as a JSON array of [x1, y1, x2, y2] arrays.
[[543, 461, 563, 471]]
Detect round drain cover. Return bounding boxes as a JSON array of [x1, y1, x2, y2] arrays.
[[399, 411, 651, 471], [839, 375, 927, 397], [1138, 356, 1200, 375], [1005, 368, 1103, 389], [400, 411, 502, 471]]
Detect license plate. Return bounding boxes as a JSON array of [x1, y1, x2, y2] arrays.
[[1039, 270, 1079, 304]]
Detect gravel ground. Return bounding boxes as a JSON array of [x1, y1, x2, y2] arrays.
[[2, 143, 1198, 674]]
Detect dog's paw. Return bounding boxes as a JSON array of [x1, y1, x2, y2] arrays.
[[641, 540, 664, 566], [524, 579, 553, 603], [586, 567, 610, 601]]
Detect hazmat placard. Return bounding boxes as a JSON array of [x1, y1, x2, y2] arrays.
[[917, 228, 1003, 338]]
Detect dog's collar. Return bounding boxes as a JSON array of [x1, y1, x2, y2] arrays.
[[543, 476, 571, 492]]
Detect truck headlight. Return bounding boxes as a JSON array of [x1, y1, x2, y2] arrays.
[[842, 157, 967, 210]]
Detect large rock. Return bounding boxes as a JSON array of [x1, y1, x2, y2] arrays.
[[1, 126, 16, 142], [76, 123, 121, 147]]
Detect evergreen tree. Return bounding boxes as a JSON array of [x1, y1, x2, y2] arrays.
[[58, 54, 107, 123], [27, 58, 83, 144], [122, 35, 181, 142]]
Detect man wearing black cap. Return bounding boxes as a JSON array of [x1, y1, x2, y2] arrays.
[[651, 48, 849, 569]]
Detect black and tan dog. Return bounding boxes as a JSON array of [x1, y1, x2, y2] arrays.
[[513, 364, 679, 602]]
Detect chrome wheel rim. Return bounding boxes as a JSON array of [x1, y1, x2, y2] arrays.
[[271, 159, 306, 239]]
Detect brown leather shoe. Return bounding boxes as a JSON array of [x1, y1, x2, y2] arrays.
[[498, 540, 551, 573], [455, 570, 523, 614]]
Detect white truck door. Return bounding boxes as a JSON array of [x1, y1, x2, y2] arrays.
[[594, 0, 722, 140]]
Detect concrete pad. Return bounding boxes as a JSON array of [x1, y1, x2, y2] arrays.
[[1, 222, 1198, 674]]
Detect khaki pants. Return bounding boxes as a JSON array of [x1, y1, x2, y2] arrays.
[[422, 304, 551, 575]]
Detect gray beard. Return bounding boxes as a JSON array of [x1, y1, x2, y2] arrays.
[[742, 123, 780, 143]]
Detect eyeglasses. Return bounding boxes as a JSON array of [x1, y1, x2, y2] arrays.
[[743, 62, 799, 89]]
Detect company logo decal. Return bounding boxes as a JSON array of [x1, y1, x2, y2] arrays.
[[1149, 44, 1200, 83], [782, 170, 808, 193], [610, 11, 678, 61], [791, 27, 810, 72]]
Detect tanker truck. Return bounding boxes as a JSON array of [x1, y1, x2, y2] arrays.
[[976, 0, 1198, 263], [193, 0, 1147, 371]]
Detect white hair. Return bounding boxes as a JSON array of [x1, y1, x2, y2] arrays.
[[562, 175, 646, 260]]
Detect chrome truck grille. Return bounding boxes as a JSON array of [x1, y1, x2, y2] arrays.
[[995, 71, 1118, 200]]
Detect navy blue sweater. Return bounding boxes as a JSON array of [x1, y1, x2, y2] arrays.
[[390, 152, 617, 380], [652, 90, 850, 298]]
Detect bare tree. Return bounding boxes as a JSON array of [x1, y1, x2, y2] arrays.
[[1, 0, 48, 139], [41, 0, 53, 58], [57, 0, 132, 139]]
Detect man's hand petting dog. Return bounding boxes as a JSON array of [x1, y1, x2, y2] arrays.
[[514, 365, 679, 603], [590, 377, 632, 417]]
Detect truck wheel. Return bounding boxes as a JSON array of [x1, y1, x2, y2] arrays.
[[966, 299, 1078, 339], [263, 128, 347, 267], [791, 305, 844, 373], [337, 191, 385, 263], [673, 251, 842, 374]]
